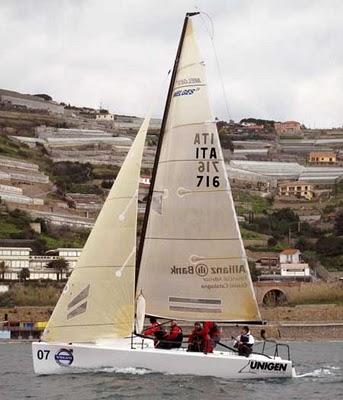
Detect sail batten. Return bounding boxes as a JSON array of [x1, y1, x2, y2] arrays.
[[137, 16, 261, 323], [42, 116, 150, 343]]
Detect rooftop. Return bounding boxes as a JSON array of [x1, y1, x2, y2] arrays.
[[309, 151, 336, 157], [278, 181, 312, 187], [280, 248, 299, 255]]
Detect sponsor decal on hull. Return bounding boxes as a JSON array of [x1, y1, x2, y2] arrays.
[[55, 348, 74, 367], [239, 360, 288, 374]]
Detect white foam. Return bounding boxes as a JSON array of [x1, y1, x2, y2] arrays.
[[99, 366, 152, 375], [295, 367, 338, 378]]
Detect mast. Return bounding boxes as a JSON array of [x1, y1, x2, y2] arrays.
[[136, 12, 199, 286]]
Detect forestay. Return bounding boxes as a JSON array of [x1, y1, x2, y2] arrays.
[[137, 19, 261, 322], [42, 117, 150, 343]]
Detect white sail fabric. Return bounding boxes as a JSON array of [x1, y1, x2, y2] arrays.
[[137, 19, 261, 322], [135, 293, 146, 334], [43, 117, 149, 343]]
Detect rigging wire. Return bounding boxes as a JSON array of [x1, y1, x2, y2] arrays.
[[196, 9, 232, 122]]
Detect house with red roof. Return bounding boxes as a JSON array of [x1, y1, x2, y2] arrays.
[[279, 248, 310, 277], [274, 121, 301, 134]]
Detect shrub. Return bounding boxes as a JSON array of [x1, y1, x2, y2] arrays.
[[267, 237, 277, 247]]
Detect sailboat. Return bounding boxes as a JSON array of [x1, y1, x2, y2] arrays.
[[32, 12, 295, 379]]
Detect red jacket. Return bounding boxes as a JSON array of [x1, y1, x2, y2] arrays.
[[143, 322, 161, 336], [203, 321, 221, 339], [188, 327, 213, 354], [165, 324, 182, 341]]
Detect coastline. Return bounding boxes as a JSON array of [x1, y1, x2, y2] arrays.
[[1, 304, 343, 341]]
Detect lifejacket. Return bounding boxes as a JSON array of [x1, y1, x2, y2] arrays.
[[143, 322, 161, 336], [161, 324, 183, 349], [166, 325, 183, 341], [240, 332, 254, 347], [203, 321, 221, 346], [188, 327, 213, 354]]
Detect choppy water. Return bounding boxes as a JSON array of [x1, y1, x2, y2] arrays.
[[0, 341, 342, 400]]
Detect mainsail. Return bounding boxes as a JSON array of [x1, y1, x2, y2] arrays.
[[137, 15, 261, 322], [43, 117, 150, 343]]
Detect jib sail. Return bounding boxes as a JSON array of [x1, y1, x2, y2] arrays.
[[43, 117, 149, 343]]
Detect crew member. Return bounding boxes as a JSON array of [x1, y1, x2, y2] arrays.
[[164, 320, 183, 348], [158, 320, 183, 349], [203, 321, 221, 349], [143, 317, 161, 336], [234, 326, 254, 357], [188, 322, 213, 354]]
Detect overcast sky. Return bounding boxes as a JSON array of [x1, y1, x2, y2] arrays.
[[1, 0, 342, 127]]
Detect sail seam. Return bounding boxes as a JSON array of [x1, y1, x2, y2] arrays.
[[151, 189, 231, 194], [177, 60, 205, 71], [144, 237, 241, 241], [195, 256, 247, 260], [48, 323, 119, 328], [76, 265, 135, 269], [174, 83, 206, 90], [158, 158, 224, 164], [165, 121, 216, 130]]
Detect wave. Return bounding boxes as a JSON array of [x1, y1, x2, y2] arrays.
[[295, 366, 340, 378], [97, 366, 153, 375]]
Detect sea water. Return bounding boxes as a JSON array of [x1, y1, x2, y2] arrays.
[[0, 341, 342, 400]]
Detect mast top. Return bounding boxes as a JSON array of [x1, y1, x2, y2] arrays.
[[186, 12, 200, 17]]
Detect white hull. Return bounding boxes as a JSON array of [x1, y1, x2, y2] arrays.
[[32, 338, 295, 379]]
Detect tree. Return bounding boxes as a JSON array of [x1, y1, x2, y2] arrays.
[[295, 236, 311, 252], [101, 180, 113, 189], [33, 93, 52, 101], [267, 237, 277, 248], [46, 258, 69, 281], [18, 268, 30, 282], [0, 261, 8, 280], [316, 236, 343, 257], [31, 238, 47, 255], [334, 209, 343, 236], [218, 129, 234, 151]]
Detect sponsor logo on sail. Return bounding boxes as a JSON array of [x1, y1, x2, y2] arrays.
[[55, 348, 74, 366], [170, 264, 245, 276], [175, 77, 201, 86], [173, 87, 200, 97], [195, 264, 208, 277]]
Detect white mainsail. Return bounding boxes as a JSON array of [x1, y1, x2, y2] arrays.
[[137, 18, 261, 322], [43, 117, 150, 343]]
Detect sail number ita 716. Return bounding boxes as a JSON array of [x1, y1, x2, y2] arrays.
[[194, 132, 220, 188]]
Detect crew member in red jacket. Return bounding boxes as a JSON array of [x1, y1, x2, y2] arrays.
[[203, 321, 221, 348], [187, 322, 213, 354], [143, 317, 161, 336], [164, 320, 183, 349]]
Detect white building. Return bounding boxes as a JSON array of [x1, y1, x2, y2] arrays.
[[0, 247, 30, 277], [0, 246, 82, 280], [139, 176, 151, 188], [48, 248, 82, 269], [279, 248, 310, 277], [96, 114, 114, 121]]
